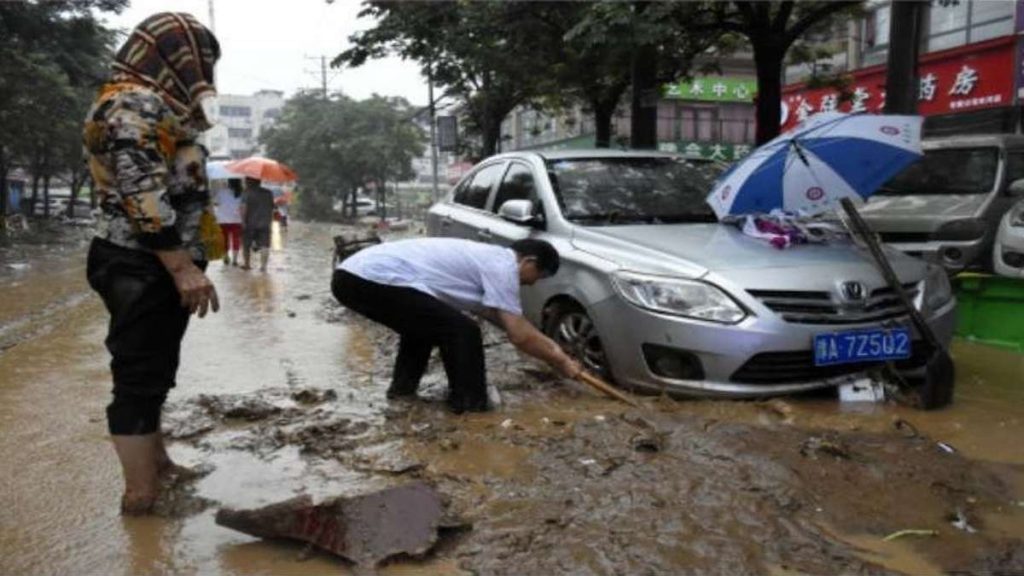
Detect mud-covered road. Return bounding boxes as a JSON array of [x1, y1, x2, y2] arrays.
[[1, 221, 1022, 575]]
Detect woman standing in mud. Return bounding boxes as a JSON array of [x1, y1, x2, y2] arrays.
[[83, 13, 221, 514]]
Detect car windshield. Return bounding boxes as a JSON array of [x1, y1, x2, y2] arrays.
[[878, 147, 999, 195], [545, 157, 718, 225]]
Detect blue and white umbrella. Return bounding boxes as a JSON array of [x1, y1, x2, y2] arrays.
[[707, 112, 924, 219]]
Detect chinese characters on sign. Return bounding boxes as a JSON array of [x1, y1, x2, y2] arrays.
[[658, 141, 752, 161], [663, 77, 758, 103], [780, 37, 1014, 131]]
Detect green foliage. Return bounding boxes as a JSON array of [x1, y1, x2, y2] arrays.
[[0, 0, 125, 220], [262, 92, 425, 220], [698, 1, 864, 144], [336, 2, 563, 158]]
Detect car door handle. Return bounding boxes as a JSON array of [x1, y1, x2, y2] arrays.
[[477, 229, 493, 240]]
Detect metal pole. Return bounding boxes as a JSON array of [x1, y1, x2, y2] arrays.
[[321, 56, 328, 99], [428, 63, 440, 202]]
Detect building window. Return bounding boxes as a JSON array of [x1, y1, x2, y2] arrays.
[[228, 128, 252, 138], [263, 108, 281, 120], [220, 105, 252, 117]]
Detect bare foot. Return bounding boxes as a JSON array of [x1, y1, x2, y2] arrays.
[[121, 490, 157, 515]]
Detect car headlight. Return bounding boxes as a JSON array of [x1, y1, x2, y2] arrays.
[[1011, 206, 1024, 227], [923, 265, 953, 311], [934, 219, 986, 241], [611, 271, 747, 324]]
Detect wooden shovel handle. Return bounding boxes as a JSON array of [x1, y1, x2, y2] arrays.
[[576, 371, 639, 407]]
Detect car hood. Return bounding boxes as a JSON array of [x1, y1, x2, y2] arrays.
[[859, 194, 988, 231], [570, 223, 925, 284]]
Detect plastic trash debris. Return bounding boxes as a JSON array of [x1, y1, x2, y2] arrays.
[[937, 441, 957, 454], [486, 384, 502, 408], [839, 378, 885, 402], [882, 529, 939, 541], [950, 509, 977, 533], [594, 415, 606, 423], [500, 419, 514, 429]]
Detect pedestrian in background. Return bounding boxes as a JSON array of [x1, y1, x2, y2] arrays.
[[82, 12, 221, 515], [214, 178, 244, 266], [240, 176, 275, 272]]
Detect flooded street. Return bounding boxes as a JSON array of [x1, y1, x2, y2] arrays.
[[1, 221, 1022, 575]]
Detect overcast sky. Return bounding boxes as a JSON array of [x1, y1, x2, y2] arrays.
[[99, 0, 428, 105]]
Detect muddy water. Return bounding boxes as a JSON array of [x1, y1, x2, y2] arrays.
[[1, 221, 1022, 575]]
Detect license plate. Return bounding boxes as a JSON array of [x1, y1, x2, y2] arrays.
[[814, 328, 911, 366]]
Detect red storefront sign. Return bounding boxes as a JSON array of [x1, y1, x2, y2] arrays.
[[781, 36, 1016, 131]]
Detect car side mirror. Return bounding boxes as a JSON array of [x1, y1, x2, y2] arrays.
[[1009, 179, 1024, 197], [498, 199, 542, 227]]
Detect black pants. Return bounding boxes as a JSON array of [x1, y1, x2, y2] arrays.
[[331, 270, 488, 413], [87, 238, 200, 435]]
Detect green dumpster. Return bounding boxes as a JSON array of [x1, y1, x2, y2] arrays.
[[953, 274, 1024, 352]]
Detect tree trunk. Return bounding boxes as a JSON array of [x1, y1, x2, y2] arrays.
[[67, 170, 84, 219], [480, 118, 501, 158], [88, 175, 97, 210], [884, 0, 926, 115], [630, 43, 659, 150], [43, 175, 51, 218], [0, 147, 9, 222], [593, 102, 616, 149], [753, 43, 785, 145], [28, 174, 40, 217]]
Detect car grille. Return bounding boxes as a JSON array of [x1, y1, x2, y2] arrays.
[[879, 232, 932, 244], [730, 345, 930, 385], [747, 283, 919, 325]]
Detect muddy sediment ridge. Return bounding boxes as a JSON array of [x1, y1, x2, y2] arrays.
[[163, 302, 1024, 575]]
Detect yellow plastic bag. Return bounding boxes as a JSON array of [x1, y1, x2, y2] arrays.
[[199, 209, 226, 261]]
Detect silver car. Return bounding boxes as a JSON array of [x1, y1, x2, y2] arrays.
[[861, 134, 1024, 273], [426, 150, 957, 397], [994, 198, 1024, 278]]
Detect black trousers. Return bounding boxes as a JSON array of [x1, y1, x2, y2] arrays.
[[331, 270, 488, 412], [87, 238, 200, 435]]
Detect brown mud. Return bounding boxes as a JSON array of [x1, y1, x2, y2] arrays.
[[1, 221, 1021, 575]]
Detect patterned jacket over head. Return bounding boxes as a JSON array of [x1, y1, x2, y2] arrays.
[[83, 12, 220, 260]]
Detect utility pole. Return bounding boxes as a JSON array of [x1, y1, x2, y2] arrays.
[[207, 0, 216, 33], [303, 55, 333, 99], [428, 63, 440, 202], [884, 1, 927, 114]]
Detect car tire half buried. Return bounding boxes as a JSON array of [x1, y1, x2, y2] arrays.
[[543, 301, 612, 382]]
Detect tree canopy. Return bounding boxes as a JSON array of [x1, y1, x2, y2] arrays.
[[0, 0, 125, 222], [262, 92, 425, 219]]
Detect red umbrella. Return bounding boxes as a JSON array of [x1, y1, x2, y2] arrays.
[[225, 156, 298, 183]]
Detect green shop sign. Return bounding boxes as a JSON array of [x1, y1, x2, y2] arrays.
[[658, 141, 752, 162], [663, 77, 757, 103]]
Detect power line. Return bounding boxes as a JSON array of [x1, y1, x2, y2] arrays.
[[303, 54, 342, 99]]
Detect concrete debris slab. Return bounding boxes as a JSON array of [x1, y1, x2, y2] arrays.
[[215, 482, 445, 566]]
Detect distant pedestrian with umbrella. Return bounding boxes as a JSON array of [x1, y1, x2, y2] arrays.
[[214, 178, 244, 266], [240, 177, 276, 271]]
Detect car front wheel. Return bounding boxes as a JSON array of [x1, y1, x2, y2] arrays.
[[543, 301, 611, 380]]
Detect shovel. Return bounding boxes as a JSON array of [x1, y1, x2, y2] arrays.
[[840, 198, 955, 409], [575, 370, 639, 407]]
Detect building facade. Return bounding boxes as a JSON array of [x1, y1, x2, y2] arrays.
[[499, 56, 758, 163], [781, 0, 1020, 136], [202, 90, 285, 160]]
